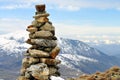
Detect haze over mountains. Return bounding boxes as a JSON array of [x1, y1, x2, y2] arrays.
[[0, 31, 120, 80], [81, 39, 120, 57]]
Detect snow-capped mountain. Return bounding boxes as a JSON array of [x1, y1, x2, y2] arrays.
[[81, 39, 120, 56], [0, 31, 120, 79]]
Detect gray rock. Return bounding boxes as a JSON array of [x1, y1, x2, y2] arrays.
[[28, 45, 53, 52], [32, 20, 45, 27], [30, 39, 57, 48], [39, 22, 55, 31], [26, 63, 49, 79], [29, 31, 53, 39]]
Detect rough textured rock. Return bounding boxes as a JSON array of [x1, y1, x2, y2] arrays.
[[39, 22, 55, 31], [67, 66, 120, 80], [28, 49, 50, 58], [29, 39, 57, 48], [50, 46, 60, 59], [35, 4, 45, 12], [29, 31, 53, 39], [26, 26, 37, 33], [26, 63, 49, 75], [36, 17, 49, 23]]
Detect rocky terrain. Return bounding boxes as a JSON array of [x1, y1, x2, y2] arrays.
[[68, 66, 120, 80]]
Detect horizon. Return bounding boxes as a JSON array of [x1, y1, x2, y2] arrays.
[[0, 0, 120, 40]]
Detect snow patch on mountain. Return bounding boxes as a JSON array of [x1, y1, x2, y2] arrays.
[[0, 31, 30, 57], [51, 76, 64, 80], [60, 54, 97, 62], [80, 39, 120, 56]]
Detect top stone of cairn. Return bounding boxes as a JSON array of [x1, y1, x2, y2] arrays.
[[35, 4, 45, 12]]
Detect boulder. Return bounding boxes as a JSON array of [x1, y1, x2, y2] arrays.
[[26, 63, 49, 79], [28, 49, 50, 57], [50, 46, 60, 59], [22, 57, 39, 65], [36, 17, 49, 23], [39, 22, 55, 35], [35, 4, 45, 12], [39, 58, 61, 66], [32, 20, 45, 27], [29, 31, 53, 39], [30, 39, 57, 48], [28, 45, 53, 52], [39, 22, 55, 31]]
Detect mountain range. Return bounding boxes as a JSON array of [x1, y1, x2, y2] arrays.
[[0, 31, 120, 80], [82, 39, 120, 57]]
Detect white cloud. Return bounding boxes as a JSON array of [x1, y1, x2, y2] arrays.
[[0, 18, 120, 40], [0, 0, 44, 9], [54, 23, 120, 40], [55, 23, 120, 36], [0, 0, 120, 11], [0, 18, 120, 34], [0, 18, 30, 33]]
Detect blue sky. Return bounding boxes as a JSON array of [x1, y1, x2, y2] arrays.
[[0, 0, 120, 40]]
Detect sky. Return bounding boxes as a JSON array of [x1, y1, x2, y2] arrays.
[[0, 0, 120, 40]]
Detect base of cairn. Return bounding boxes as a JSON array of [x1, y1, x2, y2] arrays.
[[17, 4, 61, 80]]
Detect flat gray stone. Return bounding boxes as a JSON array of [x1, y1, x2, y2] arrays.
[[30, 39, 57, 48], [28, 49, 50, 58], [29, 31, 53, 39]]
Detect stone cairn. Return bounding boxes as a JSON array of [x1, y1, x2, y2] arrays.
[[17, 4, 61, 80]]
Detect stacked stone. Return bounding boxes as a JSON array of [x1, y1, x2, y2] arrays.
[[17, 4, 61, 80]]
